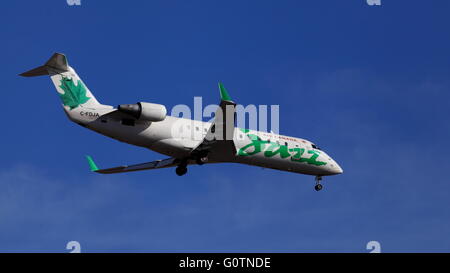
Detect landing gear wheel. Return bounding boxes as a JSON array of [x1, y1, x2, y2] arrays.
[[314, 184, 323, 191], [196, 156, 208, 165], [314, 176, 323, 191], [176, 166, 188, 176]]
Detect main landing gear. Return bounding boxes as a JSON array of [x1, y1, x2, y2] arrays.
[[195, 156, 208, 165], [314, 176, 323, 191], [175, 155, 209, 176], [176, 160, 188, 176], [175, 165, 187, 176]]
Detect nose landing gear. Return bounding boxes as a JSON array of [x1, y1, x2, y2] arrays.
[[314, 176, 323, 191]]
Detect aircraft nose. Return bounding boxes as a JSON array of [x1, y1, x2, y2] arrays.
[[333, 162, 343, 174], [318, 151, 343, 175], [325, 155, 343, 175]]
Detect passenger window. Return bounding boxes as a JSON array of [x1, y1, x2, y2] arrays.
[[196, 127, 199, 131]]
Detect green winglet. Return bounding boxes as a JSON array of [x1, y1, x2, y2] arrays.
[[85, 155, 99, 172], [218, 82, 232, 101]]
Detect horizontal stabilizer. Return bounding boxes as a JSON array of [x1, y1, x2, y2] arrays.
[[19, 53, 69, 77], [19, 65, 48, 77]]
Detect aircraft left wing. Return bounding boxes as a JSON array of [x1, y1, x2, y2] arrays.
[[85, 156, 194, 174]]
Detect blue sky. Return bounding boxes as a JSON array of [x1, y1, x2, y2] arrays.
[[1, 0, 450, 252]]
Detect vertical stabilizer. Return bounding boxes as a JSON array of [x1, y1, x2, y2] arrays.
[[20, 53, 101, 110]]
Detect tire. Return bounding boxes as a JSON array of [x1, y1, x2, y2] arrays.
[[176, 166, 187, 176]]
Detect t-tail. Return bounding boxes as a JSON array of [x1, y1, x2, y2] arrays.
[[20, 53, 102, 110]]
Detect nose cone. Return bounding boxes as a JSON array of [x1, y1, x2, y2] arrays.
[[332, 162, 343, 174], [319, 151, 343, 175]]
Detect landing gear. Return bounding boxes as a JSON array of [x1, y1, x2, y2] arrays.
[[175, 154, 207, 176], [196, 156, 208, 165], [315, 176, 323, 191], [176, 160, 188, 176], [176, 166, 188, 176]]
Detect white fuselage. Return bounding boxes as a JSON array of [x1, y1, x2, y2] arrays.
[[66, 105, 343, 176]]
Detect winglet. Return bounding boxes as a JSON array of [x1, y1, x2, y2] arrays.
[[218, 82, 232, 102], [85, 155, 99, 172]]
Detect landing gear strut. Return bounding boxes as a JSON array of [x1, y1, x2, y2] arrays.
[[314, 176, 323, 191]]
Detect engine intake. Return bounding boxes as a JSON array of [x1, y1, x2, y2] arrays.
[[118, 102, 167, 122]]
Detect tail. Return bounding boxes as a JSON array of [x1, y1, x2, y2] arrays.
[[20, 53, 101, 110]]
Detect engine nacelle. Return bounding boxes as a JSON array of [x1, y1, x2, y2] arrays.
[[118, 102, 167, 122]]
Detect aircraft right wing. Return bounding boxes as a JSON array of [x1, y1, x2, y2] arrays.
[[190, 83, 237, 161]]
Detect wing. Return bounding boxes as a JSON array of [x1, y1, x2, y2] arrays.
[[86, 83, 237, 174], [190, 83, 237, 161], [86, 156, 195, 174]]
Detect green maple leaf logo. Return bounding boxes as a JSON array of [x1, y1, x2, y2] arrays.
[[59, 76, 90, 110]]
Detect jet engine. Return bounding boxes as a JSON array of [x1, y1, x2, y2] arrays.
[[117, 102, 167, 122]]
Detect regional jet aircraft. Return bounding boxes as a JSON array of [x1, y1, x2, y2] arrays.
[[20, 53, 343, 191]]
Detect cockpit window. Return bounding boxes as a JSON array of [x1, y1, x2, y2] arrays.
[[311, 144, 321, 150]]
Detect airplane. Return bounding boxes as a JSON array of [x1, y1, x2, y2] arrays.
[[20, 53, 343, 191]]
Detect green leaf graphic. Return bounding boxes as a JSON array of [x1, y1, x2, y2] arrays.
[[59, 76, 90, 110]]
